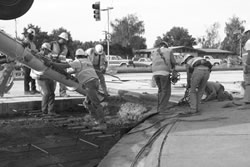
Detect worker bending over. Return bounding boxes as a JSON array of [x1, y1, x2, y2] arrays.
[[180, 54, 212, 116], [204, 81, 233, 101], [52, 48, 106, 129]]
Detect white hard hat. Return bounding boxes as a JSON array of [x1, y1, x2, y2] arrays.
[[58, 32, 69, 41], [27, 28, 35, 36], [245, 25, 250, 34], [41, 42, 51, 51], [181, 54, 194, 64], [95, 44, 104, 54], [160, 41, 168, 47], [85, 48, 93, 56], [75, 48, 86, 56]]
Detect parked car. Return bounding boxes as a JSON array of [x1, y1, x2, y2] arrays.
[[203, 55, 222, 66], [106, 55, 134, 67], [133, 58, 152, 67]]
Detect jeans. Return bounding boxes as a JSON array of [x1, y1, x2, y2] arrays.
[[37, 78, 56, 113], [23, 66, 36, 92], [95, 69, 108, 95], [84, 79, 104, 123], [154, 74, 171, 112], [59, 82, 67, 96], [244, 73, 250, 103], [190, 69, 210, 111]]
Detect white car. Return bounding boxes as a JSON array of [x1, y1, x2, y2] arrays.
[[204, 55, 222, 66], [133, 58, 152, 67], [106, 55, 133, 67]]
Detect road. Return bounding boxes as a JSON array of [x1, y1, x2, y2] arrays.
[[105, 70, 243, 95], [2, 70, 244, 99]]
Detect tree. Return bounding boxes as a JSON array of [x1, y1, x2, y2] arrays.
[[154, 27, 195, 48], [221, 16, 245, 54], [23, 24, 50, 49], [110, 14, 147, 57], [198, 22, 221, 48]]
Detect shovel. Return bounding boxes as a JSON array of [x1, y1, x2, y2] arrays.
[[95, 69, 130, 82], [104, 72, 130, 82]]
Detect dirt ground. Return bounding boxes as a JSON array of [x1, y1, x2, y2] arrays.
[[0, 95, 158, 167]]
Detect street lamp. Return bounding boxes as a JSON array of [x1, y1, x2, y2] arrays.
[[101, 7, 113, 58]]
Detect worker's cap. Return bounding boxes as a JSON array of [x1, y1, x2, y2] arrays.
[[58, 32, 69, 41], [41, 42, 51, 51], [27, 28, 35, 36], [75, 48, 87, 56], [159, 41, 169, 47], [181, 54, 194, 64]]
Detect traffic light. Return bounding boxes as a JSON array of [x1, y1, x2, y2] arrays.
[[92, 2, 100, 21]]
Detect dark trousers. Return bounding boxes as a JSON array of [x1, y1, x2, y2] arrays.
[[23, 66, 36, 92], [95, 69, 108, 95], [154, 74, 171, 112], [84, 79, 104, 123], [37, 78, 56, 113], [59, 83, 67, 96]]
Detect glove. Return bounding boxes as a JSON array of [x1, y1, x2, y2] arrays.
[[100, 66, 106, 74], [22, 41, 30, 48], [171, 70, 180, 85]]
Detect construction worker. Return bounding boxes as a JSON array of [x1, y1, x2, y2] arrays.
[[51, 48, 106, 129], [152, 41, 177, 112], [50, 32, 70, 97], [86, 44, 109, 96], [180, 54, 212, 116], [204, 81, 233, 101], [36, 43, 57, 115], [238, 26, 250, 110], [22, 28, 40, 95]]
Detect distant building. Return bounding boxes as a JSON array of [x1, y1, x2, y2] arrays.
[[134, 46, 237, 65], [196, 48, 236, 59]]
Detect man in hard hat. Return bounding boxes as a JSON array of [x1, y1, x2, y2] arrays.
[[86, 44, 109, 96], [50, 32, 70, 97], [238, 26, 250, 109], [22, 28, 40, 95], [151, 41, 177, 113], [36, 43, 57, 115], [203, 81, 233, 101], [180, 54, 212, 116], [51, 48, 106, 129]]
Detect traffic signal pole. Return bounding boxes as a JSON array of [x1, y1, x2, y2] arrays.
[[92, 2, 113, 60]]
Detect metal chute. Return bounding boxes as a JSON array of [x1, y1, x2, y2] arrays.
[[0, 31, 105, 101]]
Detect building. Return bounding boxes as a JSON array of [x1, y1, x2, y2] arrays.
[[196, 48, 236, 59], [134, 47, 236, 64]]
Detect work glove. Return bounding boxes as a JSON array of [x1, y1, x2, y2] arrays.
[[170, 70, 180, 85], [100, 66, 106, 74]]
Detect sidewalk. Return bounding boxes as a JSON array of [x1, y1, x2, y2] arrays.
[[98, 100, 250, 167]]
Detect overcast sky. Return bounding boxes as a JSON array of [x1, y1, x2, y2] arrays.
[[0, 0, 250, 48]]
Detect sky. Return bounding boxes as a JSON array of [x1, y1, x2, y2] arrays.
[[0, 0, 250, 48]]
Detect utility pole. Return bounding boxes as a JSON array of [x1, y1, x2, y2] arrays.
[[101, 7, 113, 58], [234, 29, 243, 57]]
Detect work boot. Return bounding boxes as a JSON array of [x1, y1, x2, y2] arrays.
[[24, 91, 31, 95], [178, 109, 200, 117], [92, 121, 107, 130], [60, 93, 70, 97], [31, 90, 40, 94]]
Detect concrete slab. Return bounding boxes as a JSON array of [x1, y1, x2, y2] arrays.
[[162, 135, 250, 167]]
